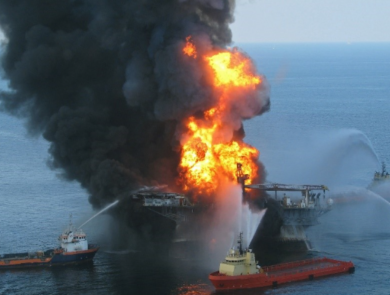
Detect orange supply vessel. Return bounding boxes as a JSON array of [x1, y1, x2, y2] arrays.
[[209, 233, 354, 291]]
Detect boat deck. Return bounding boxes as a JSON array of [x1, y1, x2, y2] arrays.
[[264, 258, 344, 277], [209, 257, 354, 291]]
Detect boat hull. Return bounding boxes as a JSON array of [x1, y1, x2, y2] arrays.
[[209, 257, 354, 291], [0, 246, 99, 269], [51, 248, 98, 266], [0, 257, 53, 269]]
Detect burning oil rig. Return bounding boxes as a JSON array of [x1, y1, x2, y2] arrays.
[[121, 164, 333, 257], [238, 163, 333, 255], [244, 183, 331, 254], [0, 1, 332, 260]]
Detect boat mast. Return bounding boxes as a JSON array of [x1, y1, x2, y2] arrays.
[[382, 162, 387, 177], [69, 213, 73, 231], [238, 232, 244, 255]]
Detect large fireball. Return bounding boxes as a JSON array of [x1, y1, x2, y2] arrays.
[[178, 37, 263, 197]]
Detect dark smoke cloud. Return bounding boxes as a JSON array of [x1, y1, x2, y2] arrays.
[[0, 0, 269, 215]]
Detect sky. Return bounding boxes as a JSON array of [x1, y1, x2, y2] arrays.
[[0, 1, 389, 44], [231, 0, 390, 43]]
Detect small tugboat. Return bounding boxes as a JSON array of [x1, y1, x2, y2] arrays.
[[369, 162, 390, 188], [0, 218, 98, 269], [209, 233, 354, 291]]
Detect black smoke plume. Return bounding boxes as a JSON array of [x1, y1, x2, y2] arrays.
[[0, 0, 269, 244]]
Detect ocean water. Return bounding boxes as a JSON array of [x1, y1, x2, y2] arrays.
[[1, 43, 390, 294]]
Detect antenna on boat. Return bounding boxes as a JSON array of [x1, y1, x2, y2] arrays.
[[382, 162, 387, 176], [238, 232, 244, 255]]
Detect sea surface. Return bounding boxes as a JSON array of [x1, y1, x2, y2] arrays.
[[1, 43, 390, 294]]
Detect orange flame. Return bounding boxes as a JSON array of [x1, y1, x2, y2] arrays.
[[178, 115, 259, 195], [183, 36, 197, 58], [178, 37, 262, 196], [206, 51, 261, 88]]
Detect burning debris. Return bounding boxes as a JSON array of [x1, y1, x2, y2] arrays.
[[0, 0, 270, 244]]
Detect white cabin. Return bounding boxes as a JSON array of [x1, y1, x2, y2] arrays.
[[218, 233, 261, 276], [59, 225, 88, 252], [219, 248, 259, 276]]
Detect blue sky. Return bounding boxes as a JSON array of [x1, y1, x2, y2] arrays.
[[231, 0, 390, 43]]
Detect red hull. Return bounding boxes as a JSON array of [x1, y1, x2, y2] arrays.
[[209, 257, 354, 291]]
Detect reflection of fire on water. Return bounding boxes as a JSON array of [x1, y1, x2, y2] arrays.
[[175, 283, 212, 295]]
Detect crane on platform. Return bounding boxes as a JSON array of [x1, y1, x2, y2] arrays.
[[236, 163, 329, 208], [245, 183, 328, 192]]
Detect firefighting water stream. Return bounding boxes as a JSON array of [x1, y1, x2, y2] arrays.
[[241, 206, 267, 247], [78, 200, 119, 229]]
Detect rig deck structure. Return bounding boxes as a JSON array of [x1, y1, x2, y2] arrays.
[[237, 163, 332, 254]]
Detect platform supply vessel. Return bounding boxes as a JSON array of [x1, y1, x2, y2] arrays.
[[209, 233, 354, 292], [0, 219, 98, 269]]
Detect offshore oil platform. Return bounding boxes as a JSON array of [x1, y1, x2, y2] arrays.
[[237, 164, 332, 255], [121, 163, 333, 258]]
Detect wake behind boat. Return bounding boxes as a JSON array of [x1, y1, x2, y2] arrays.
[[0, 218, 98, 269]]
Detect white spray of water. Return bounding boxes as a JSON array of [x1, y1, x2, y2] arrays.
[[242, 205, 267, 247], [0, 28, 7, 43], [209, 184, 267, 250], [369, 182, 390, 201], [237, 194, 267, 246], [331, 185, 390, 206], [78, 200, 119, 228], [263, 128, 379, 187]]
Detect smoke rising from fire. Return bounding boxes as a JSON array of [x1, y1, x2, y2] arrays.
[[0, 1, 269, 211]]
